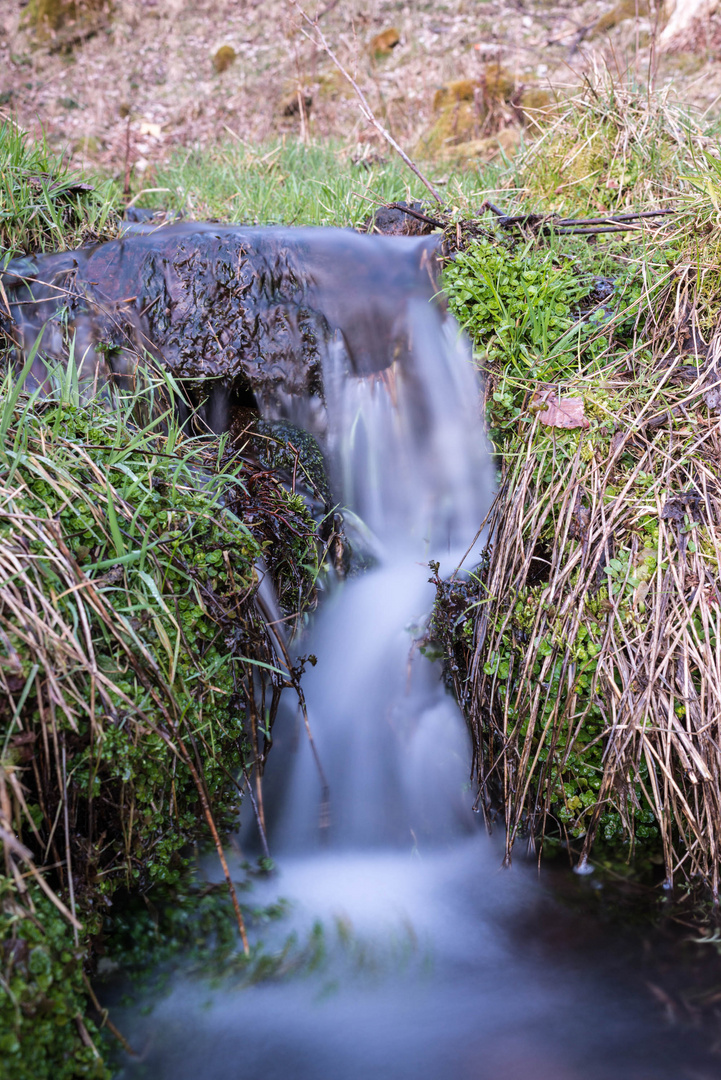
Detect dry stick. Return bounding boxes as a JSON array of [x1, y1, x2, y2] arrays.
[[61, 739, 79, 946], [175, 740, 250, 956], [242, 768, 271, 861], [385, 202, 446, 229], [291, 1, 444, 205], [81, 973, 137, 1058], [122, 116, 132, 202]]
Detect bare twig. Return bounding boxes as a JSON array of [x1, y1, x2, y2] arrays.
[[290, 0, 444, 204], [482, 201, 676, 236], [385, 202, 446, 229]]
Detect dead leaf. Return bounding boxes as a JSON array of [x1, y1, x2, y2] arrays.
[[661, 490, 703, 523], [608, 429, 627, 458], [530, 389, 590, 430], [568, 488, 591, 545]]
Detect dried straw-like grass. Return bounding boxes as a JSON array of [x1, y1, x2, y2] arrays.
[[429, 68, 721, 893], [0, 366, 319, 952], [441, 269, 721, 893]]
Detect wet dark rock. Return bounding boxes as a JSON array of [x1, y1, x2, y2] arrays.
[[1, 224, 441, 440], [365, 201, 439, 237], [590, 276, 615, 302]]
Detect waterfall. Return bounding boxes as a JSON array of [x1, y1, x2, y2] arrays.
[[270, 297, 493, 853], [9, 226, 707, 1080]]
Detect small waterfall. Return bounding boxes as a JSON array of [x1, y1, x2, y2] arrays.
[[272, 298, 493, 853], [22, 226, 704, 1080]]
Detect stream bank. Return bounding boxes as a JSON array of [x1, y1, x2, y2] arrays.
[[4, 80, 721, 1076]]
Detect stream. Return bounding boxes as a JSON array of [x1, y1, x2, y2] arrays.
[[3, 225, 720, 1079]]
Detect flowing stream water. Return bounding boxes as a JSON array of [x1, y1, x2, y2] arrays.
[[108, 240, 715, 1080], [4, 226, 717, 1078]]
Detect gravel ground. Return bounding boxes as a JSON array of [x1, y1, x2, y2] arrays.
[[0, 0, 720, 182]]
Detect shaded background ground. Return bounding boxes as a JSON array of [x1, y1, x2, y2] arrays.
[[1, 0, 721, 185]]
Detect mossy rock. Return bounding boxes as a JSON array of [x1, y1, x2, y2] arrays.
[[518, 86, 557, 125], [432, 78, 479, 113], [436, 126, 522, 165], [253, 419, 331, 508], [316, 70, 354, 101], [370, 27, 400, 57], [213, 44, 237, 74], [23, 0, 111, 46], [420, 66, 519, 157]]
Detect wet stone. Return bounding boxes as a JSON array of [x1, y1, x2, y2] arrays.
[[0, 224, 441, 442]]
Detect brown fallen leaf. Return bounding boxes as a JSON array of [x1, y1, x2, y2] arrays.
[[608, 429, 627, 458], [530, 389, 590, 430]]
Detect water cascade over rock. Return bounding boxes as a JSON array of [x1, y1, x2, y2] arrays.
[[1, 224, 442, 439], [2, 226, 715, 1080]]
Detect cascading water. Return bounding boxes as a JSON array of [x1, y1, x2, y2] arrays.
[[271, 299, 493, 854], [108, 239, 713, 1080], [4, 227, 716, 1079]]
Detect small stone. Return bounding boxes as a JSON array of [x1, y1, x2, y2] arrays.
[[213, 44, 236, 74], [370, 27, 400, 55]]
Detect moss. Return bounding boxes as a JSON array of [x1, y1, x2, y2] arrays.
[[421, 67, 536, 160], [437, 127, 521, 165], [591, 0, 649, 37], [369, 28, 400, 57], [0, 881, 108, 1080], [213, 45, 237, 74], [0, 381, 320, 1076], [22, 0, 111, 46]]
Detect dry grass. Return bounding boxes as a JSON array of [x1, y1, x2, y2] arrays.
[[433, 73, 721, 891], [470, 373, 721, 889], [0, 364, 318, 949]]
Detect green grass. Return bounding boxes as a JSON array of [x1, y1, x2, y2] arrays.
[[0, 361, 322, 1077], [141, 137, 497, 226], [434, 78, 721, 888], [0, 121, 119, 258]]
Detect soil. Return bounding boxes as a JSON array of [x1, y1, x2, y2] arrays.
[[1, 0, 720, 184]]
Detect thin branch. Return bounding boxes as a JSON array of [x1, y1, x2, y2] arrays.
[[290, 1, 444, 205]]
